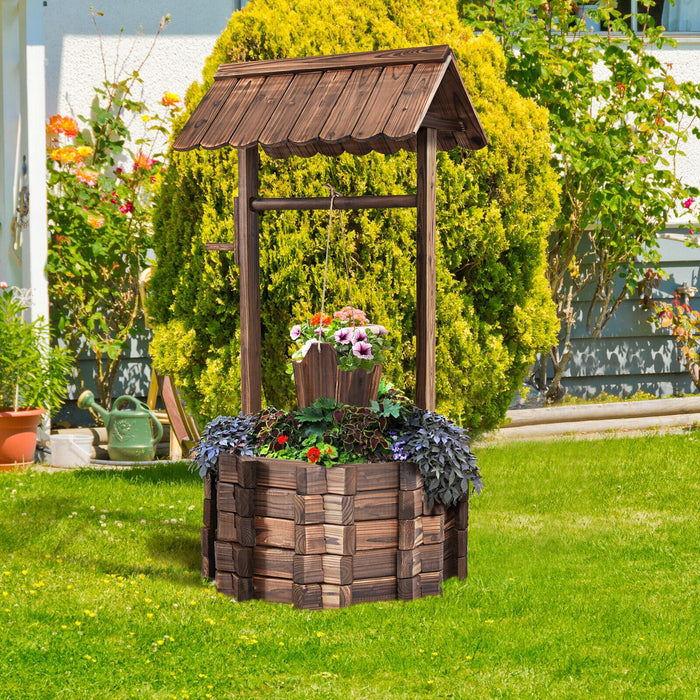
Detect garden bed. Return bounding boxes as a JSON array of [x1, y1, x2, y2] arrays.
[[201, 453, 468, 609]]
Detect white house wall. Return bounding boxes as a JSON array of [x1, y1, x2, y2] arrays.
[[650, 38, 700, 220], [44, 0, 242, 142], [0, 0, 48, 323]]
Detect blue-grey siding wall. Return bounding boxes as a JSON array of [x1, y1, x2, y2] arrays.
[[560, 233, 699, 398]]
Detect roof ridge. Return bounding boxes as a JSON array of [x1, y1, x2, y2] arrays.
[[214, 45, 452, 80]]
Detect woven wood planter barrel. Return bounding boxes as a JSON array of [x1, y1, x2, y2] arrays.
[[292, 342, 382, 408], [201, 453, 469, 609]]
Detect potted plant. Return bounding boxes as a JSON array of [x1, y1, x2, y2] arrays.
[[289, 306, 390, 407], [0, 282, 71, 469]]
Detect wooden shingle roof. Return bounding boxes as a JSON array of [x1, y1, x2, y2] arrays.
[[173, 45, 488, 158]]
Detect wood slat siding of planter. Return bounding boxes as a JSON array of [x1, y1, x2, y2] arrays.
[[204, 453, 469, 608]]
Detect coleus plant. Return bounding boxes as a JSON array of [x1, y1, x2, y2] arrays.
[[190, 392, 483, 507]]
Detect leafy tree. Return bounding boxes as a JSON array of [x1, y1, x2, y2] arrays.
[[148, 0, 560, 432], [461, 0, 700, 401]]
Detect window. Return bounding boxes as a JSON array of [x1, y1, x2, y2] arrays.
[[616, 1, 700, 32]]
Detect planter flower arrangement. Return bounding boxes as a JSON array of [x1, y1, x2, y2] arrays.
[[289, 306, 390, 372], [0, 282, 71, 466], [289, 307, 391, 408], [191, 386, 484, 509]]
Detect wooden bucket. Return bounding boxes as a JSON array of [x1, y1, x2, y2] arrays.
[[292, 342, 382, 408]]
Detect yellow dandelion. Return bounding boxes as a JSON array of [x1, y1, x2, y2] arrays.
[[316, 631, 325, 638]]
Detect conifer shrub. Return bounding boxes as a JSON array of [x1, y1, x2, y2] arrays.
[[149, 0, 559, 432]]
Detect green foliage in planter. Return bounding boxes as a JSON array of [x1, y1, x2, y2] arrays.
[[391, 407, 483, 509], [190, 413, 255, 477], [0, 285, 72, 413], [149, 0, 559, 432], [191, 396, 482, 507], [254, 399, 392, 465]]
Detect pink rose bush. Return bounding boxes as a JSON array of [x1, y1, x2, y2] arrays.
[[289, 306, 390, 372]]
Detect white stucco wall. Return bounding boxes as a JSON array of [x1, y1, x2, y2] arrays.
[[650, 37, 700, 218], [43, 0, 241, 151]]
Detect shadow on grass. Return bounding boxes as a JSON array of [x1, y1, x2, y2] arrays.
[[146, 531, 202, 573], [70, 461, 201, 485]]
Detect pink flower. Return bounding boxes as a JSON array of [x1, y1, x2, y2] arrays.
[[290, 324, 301, 340], [0, 281, 7, 289], [683, 197, 695, 209], [352, 327, 368, 344], [333, 306, 369, 324], [133, 151, 156, 170], [352, 341, 373, 360], [119, 201, 134, 214], [75, 166, 98, 187], [334, 327, 353, 345]]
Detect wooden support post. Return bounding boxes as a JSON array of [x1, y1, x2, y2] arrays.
[[416, 127, 437, 411], [238, 145, 262, 415]]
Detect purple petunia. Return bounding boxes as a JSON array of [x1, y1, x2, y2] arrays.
[[352, 341, 373, 360], [352, 327, 368, 344], [290, 324, 301, 340], [334, 327, 353, 345]]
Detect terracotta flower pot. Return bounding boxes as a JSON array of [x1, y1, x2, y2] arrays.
[[293, 342, 382, 408], [0, 408, 44, 470]]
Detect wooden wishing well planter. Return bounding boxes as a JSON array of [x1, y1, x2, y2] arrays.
[[176, 45, 487, 608], [201, 454, 468, 609]]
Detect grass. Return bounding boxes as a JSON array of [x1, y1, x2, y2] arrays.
[[1, 433, 699, 699]]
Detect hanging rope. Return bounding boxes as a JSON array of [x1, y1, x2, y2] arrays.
[[319, 183, 338, 328], [315, 184, 358, 346]]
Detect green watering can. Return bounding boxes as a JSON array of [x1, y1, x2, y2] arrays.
[[78, 390, 163, 462]]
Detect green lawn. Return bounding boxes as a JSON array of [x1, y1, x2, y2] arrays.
[[1, 432, 698, 699]]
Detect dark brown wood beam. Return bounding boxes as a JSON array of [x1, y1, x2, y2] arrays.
[[238, 145, 262, 415], [250, 194, 416, 212], [421, 113, 465, 132], [415, 127, 437, 411], [205, 243, 236, 251]]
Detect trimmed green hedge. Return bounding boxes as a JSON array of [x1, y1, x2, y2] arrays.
[[148, 0, 559, 432]]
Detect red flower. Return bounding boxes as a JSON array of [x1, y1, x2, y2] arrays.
[[306, 447, 321, 463], [310, 312, 332, 327], [277, 435, 289, 445]]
